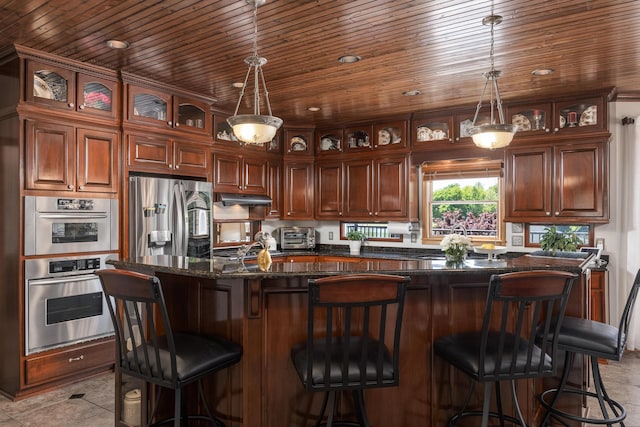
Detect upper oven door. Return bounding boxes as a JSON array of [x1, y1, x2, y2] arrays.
[[24, 196, 118, 256]]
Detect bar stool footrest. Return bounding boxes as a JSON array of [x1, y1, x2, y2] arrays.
[[447, 410, 525, 426], [540, 387, 626, 425]]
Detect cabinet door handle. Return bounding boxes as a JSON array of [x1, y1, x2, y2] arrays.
[[555, 211, 560, 215], [175, 165, 179, 170], [67, 184, 74, 190], [169, 164, 173, 169], [68, 103, 74, 108], [79, 185, 85, 190], [168, 121, 173, 126], [546, 212, 551, 216], [79, 104, 85, 110], [287, 212, 291, 216], [175, 122, 179, 127], [68, 355, 84, 363]]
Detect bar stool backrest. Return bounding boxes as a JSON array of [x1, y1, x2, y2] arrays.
[[478, 270, 576, 382], [304, 273, 409, 392], [617, 269, 640, 354], [97, 269, 179, 389]]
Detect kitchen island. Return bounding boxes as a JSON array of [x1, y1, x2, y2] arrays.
[[109, 253, 590, 427]]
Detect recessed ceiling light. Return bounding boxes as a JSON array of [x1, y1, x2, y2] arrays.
[[105, 39, 130, 49], [531, 68, 554, 76], [338, 55, 361, 64], [307, 107, 320, 112], [403, 90, 421, 96], [231, 82, 245, 88]]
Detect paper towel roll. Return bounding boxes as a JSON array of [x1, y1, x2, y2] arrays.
[[387, 222, 415, 234]]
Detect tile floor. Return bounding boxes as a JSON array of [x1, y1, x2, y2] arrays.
[[0, 352, 639, 426]]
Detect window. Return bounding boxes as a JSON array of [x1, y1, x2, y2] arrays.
[[421, 159, 504, 244], [525, 224, 593, 247], [341, 222, 403, 242]]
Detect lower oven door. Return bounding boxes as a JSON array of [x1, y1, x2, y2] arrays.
[[26, 274, 114, 355]]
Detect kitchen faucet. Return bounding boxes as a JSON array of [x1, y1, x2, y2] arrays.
[[451, 223, 467, 236]]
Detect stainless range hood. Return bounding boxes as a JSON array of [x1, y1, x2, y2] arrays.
[[218, 193, 272, 206]]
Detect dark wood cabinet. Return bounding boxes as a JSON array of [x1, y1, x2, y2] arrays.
[[505, 140, 608, 223], [315, 160, 344, 219], [212, 151, 267, 194], [126, 84, 211, 136], [25, 119, 119, 193], [283, 161, 314, 219], [26, 60, 119, 120], [590, 270, 607, 323], [344, 155, 409, 220], [265, 160, 282, 219], [127, 133, 209, 178]]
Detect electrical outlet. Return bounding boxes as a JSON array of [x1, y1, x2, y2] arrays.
[[328, 231, 334, 240], [596, 237, 604, 250], [410, 232, 417, 243]]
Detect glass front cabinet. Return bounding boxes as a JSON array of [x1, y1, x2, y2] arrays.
[[127, 85, 211, 135], [26, 60, 119, 119]]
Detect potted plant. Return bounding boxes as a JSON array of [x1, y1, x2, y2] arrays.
[[539, 225, 582, 255], [347, 230, 367, 255]]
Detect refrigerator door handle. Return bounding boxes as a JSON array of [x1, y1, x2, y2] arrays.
[[173, 181, 189, 256]]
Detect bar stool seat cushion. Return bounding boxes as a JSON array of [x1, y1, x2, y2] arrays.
[[291, 336, 395, 387], [127, 332, 242, 383], [555, 316, 623, 359], [435, 331, 553, 381]]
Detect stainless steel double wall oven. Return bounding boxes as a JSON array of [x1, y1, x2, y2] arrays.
[[23, 196, 118, 355]]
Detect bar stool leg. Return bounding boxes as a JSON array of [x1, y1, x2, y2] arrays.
[[540, 351, 574, 427]]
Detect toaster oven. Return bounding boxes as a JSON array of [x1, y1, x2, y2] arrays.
[[280, 227, 316, 250]]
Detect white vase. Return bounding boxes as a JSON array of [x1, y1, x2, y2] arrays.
[[349, 240, 362, 255]]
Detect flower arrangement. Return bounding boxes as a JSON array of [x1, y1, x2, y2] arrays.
[[440, 233, 472, 264]]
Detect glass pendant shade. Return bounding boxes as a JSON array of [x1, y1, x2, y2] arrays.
[[469, 124, 517, 149], [228, 114, 282, 145]]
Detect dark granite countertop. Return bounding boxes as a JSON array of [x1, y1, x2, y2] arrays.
[[108, 251, 588, 280]]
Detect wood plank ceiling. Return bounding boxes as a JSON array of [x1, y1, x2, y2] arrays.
[[0, 0, 638, 126]]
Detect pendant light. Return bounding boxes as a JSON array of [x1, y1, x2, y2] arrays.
[[227, 0, 283, 145], [468, 14, 517, 149]]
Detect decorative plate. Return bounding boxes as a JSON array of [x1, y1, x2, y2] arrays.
[[579, 105, 597, 126], [290, 136, 307, 151], [378, 128, 392, 145], [416, 126, 432, 141], [34, 75, 54, 99], [511, 114, 531, 131], [559, 115, 566, 129], [320, 136, 339, 151], [459, 119, 473, 137]]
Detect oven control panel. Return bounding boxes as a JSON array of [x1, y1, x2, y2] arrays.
[[57, 198, 95, 210], [49, 257, 101, 274]]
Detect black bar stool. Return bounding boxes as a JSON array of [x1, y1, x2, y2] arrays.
[[434, 270, 577, 427], [97, 269, 242, 427], [290, 273, 409, 427], [540, 269, 640, 426]]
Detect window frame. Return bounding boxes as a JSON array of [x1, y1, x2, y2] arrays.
[[421, 159, 505, 245]]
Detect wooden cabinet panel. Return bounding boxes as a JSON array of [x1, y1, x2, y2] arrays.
[[173, 140, 208, 176], [554, 142, 606, 218], [266, 161, 282, 219], [127, 134, 172, 172], [25, 120, 75, 191], [24, 339, 114, 386], [505, 141, 608, 222], [243, 156, 268, 194], [25, 120, 118, 193], [77, 128, 118, 193], [505, 146, 553, 219], [212, 152, 266, 194], [344, 159, 373, 218], [590, 270, 607, 322], [76, 73, 119, 120], [128, 133, 208, 178], [316, 161, 344, 219], [375, 156, 408, 218], [284, 161, 314, 219]]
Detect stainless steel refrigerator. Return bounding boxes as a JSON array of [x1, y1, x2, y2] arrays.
[[129, 176, 213, 258]]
